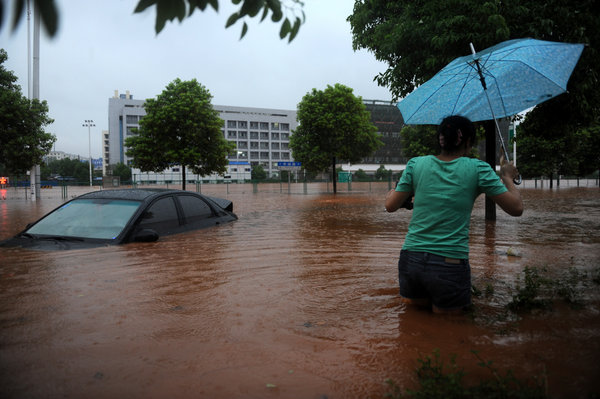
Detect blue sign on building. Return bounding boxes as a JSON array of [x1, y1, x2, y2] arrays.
[[277, 162, 301, 167]]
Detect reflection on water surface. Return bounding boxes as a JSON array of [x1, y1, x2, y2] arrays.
[[0, 184, 598, 398]]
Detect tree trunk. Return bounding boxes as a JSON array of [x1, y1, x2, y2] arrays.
[[485, 120, 497, 221], [332, 156, 337, 194], [181, 165, 186, 191]]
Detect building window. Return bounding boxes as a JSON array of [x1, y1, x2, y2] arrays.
[[260, 152, 269, 159], [126, 127, 137, 136], [227, 120, 237, 128], [238, 131, 248, 139], [281, 152, 290, 159], [260, 122, 269, 130], [238, 121, 247, 129], [281, 123, 290, 131], [260, 142, 269, 149], [237, 141, 248, 149], [227, 131, 237, 138], [250, 151, 259, 159], [250, 141, 259, 149], [272, 152, 280, 159], [260, 132, 269, 140], [281, 133, 289, 140], [281, 143, 289, 150], [271, 122, 280, 130], [272, 142, 280, 149], [271, 132, 279, 140], [250, 121, 259, 129], [126, 115, 138, 124], [250, 131, 258, 139]]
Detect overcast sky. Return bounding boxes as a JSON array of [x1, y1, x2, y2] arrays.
[[1, 0, 393, 159]]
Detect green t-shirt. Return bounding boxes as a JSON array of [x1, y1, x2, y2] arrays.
[[397, 155, 507, 259]]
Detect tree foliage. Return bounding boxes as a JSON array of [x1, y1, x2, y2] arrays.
[[374, 164, 391, 181], [517, 114, 600, 178], [125, 78, 234, 188], [0, 49, 56, 174], [112, 162, 132, 182], [349, 0, 599, 177], [290, 83, 382, 176], [400, 125, 439, 159], [40, 158, 93, 182], [2, 0, 305, 41], [251, 164, 267, 180]]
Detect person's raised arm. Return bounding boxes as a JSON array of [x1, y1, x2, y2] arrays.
[[490, 161, 523, 216], [385, 190, 412, 213]]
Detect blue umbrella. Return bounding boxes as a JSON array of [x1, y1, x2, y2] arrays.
[[398, 38, 584, 125], [397, 38, 584, 183]]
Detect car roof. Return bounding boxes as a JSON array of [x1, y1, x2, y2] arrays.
[[78, 188, 191, 201]]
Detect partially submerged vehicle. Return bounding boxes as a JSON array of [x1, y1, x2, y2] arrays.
[[0, 189, 237, 250]]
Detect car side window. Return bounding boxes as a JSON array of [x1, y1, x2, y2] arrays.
[[178, 195, 214, 225], [137, 197, 180, 234]]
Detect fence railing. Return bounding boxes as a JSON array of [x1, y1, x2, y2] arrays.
[[0, 177, 597, 200]]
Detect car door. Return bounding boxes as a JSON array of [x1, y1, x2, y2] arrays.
[[135, 195, 181, 236], [176, 194, 220, 230]]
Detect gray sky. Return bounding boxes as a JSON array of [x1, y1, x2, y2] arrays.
[[1, 0, 393, 159]]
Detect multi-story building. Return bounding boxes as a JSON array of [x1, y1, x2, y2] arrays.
[[106, 91, 298, 179], [362, 99, 405, 164]]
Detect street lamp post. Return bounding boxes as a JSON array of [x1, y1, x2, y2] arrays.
[[83, 120, 95, 187]]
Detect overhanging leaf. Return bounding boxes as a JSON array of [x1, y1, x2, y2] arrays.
[[279, 17, 291, 39], [35, 0, 58, 36], [240, 21, 248, 39], [134, 0, 158, 13], [288, 17, 301, 42], [225, 12, 240, 28]]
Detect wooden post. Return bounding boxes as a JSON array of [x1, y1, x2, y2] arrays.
[[485, 120, 497, 221], [332, 156, 337, 194]]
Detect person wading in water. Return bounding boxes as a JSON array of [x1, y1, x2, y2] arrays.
[[385, 115, 523, 313]]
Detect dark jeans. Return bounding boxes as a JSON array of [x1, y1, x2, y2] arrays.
[[398, 250, 471, 310]]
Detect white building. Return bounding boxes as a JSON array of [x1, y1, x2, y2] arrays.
[[45, 150, 81, 162], [106, 90, 298, 180]]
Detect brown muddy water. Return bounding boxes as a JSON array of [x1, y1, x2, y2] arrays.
[[0, 183, 599, 398]]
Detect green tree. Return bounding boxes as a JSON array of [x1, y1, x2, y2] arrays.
[[125, 78, 234, 190], [112, 162, 132, 182], [400, 125, 439, 159], [251, 164, 267, 180], [517, 117, 600, 180], [3, 0, 304, 41], [349, 0, 599, 180], [0, 49, 56, 174], [374, 164, 391, 181], [43, 158, 89, 183], [354, 168, 368, 181], [289, 83, 382, 193]]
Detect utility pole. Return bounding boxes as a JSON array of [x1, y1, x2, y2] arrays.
[[83, 120, 95, 186], [28, 0, 41, 200]]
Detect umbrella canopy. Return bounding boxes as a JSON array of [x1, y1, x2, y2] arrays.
[[397, 38, 585, 125]]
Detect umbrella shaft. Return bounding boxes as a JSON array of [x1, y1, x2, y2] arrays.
[[470, 43, 511, 162], [483, 88, 511, 161]]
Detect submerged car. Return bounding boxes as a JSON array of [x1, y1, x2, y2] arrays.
[[0, 189, 237, 250]]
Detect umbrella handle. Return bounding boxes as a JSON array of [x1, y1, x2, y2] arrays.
[[513, 175, 522, 185]]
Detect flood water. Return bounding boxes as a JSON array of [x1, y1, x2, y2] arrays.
[[0, 183, 599, 398]]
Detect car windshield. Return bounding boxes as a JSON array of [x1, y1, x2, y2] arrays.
[[26, 198, 142, 239]]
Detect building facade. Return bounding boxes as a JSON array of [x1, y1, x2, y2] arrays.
[[361, 99, 406, 165], [106, 91, 298, 179]]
